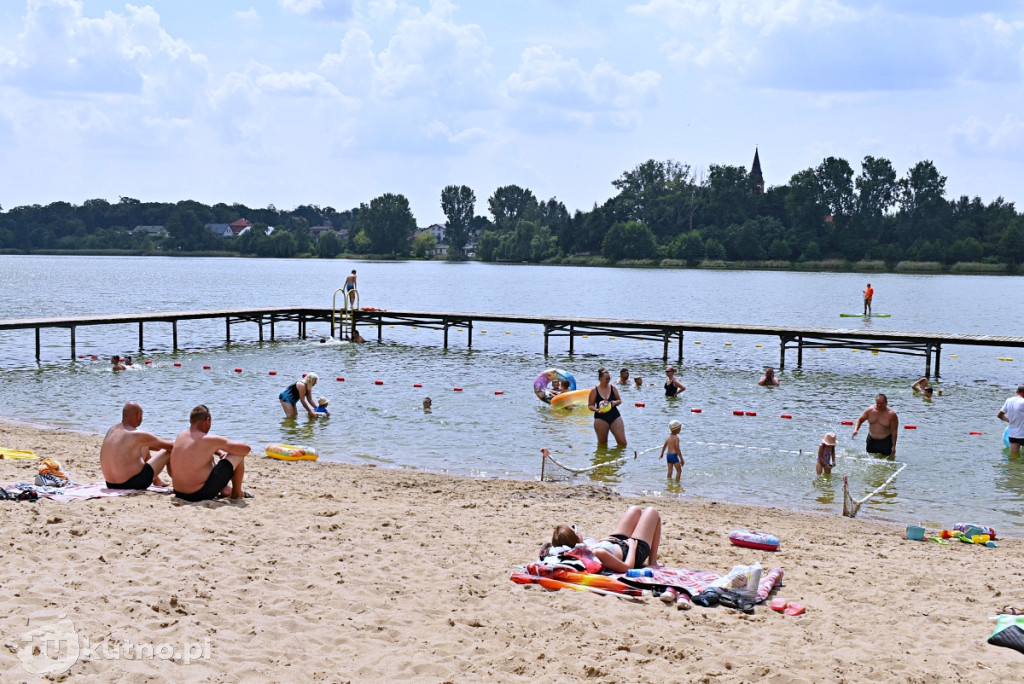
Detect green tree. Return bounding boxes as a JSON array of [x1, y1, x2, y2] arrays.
[[476, 229, 499, 261], [352, 229, 372, 254], [356, 193, 416, 255], [440, 185, 475, 260], [998, 218, 1024, 264], [411, 231, 438, 258], [610, 159, 695, 241], [703, 237, 726, 261], [317, 230, 342, 258], [487, 185, 538, 233], [601, 221, 658, 261]]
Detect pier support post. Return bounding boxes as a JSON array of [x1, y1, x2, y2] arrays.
[[925, 343, 932, 378], [467, 322, 473, 348], [935, 342, 941, 378], [270, 316, 275, 341], [70, 326, 76, 360], [226, 318, 231, 346], [35, 328, 40, 361], [662, 331, 669, 362], [543, 325, 549, 356], [569, 325, 574, 355], [443, 320, 449, 349], [678, 329, 683, 362], [258, 316, 264, 343], [797, 336, 803, 368], [779, 336, 786, 371], [172, 321, 178, 351], [138, 321, 144, 350]]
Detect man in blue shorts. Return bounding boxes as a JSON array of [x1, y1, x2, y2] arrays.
[[998, 384, 1024, 457]]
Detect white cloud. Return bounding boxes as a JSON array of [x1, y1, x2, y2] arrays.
[[279, 0, 354, 21], [234, 7, 261, 29], [952, 114, 1024, 155]]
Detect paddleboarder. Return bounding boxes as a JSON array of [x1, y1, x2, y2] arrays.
[[863, 283, 874, 316]]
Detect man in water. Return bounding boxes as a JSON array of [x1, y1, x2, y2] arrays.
[[617, 368, 630, 385], [863, 283, 874, 316], [851, 393, 898, 456], [758, 367, 780, 386], [998, 384, 1024, 457], [171, 405, 250, 501], [100, 401, 172, 489]]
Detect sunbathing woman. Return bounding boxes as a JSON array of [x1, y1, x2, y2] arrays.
[[542, 504, 661, 574]]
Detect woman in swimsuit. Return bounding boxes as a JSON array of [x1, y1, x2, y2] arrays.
[[664, 366, 686, 397], [542, 506, 661, 573], [279, 373, 320, 418], [588, 367, 627, 446]]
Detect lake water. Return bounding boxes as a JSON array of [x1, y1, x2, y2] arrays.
[[2, 255, 1023, 532]]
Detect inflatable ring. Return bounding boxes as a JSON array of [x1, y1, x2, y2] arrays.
[[265, 443, 318, 461], [729, 529, 780, 552], [549, 388, 590, 409], [533, 368, 576, 403]]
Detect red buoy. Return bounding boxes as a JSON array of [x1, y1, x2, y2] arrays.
[[969, 430, 982, 435], [374, 380, 383, 385], [337, 377, 344, 381], [494, 390, 504, 395], [781, 414, 792, 419], [904, 424, 917, 429], [413, 383, 422, 388], [691, 408, 702, 413], [841, 420, 853, 425], [91, 355, 98, 360], [145, 360, 152, 365], [745, 411, 757, 416], [454, 387, 463, 392], [234, 368, 242, 373], [173, 362, 181, 367], [733, 410, 744, 416], [302, 372, 308, 378], [635, 402, 645, 407], [269, 371, 277, 375], [203, 365, 211, 370]]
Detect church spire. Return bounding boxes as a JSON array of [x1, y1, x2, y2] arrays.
[[750, 147, 764, 194]]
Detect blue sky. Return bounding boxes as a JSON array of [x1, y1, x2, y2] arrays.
[[2, 0, 1024, 225]]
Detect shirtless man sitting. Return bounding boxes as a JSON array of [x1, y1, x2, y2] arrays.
[[851, 393, 899, 456], [100, 401, 172, 489], [171, 405, 250, 502]]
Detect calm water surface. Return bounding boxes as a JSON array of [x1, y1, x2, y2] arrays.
[[1, 256, 1023, 533]]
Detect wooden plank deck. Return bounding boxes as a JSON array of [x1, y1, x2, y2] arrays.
[[2, 307, 1022, 377]]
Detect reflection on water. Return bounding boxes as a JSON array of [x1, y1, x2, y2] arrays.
[[2, 256, 1024, 532]]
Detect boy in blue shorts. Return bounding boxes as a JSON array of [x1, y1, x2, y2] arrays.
[[659, 419, 684, 481]]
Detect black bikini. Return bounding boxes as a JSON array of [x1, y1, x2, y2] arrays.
[[665, 380, 680, 397], [594, 385, 621, 424]]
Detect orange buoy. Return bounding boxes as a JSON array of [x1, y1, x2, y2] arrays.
[[145, 360, 152, 365], [203, 365, 211, 370], [413, 383, 422, 388], [234, 368, 242, 373], [969, 431, 982, 435], [635, 402, 645, 407], [841, 420, 853, 425], [269, 371, 277, 375], [91, 355, 98, 360], [374, 380, 383, 385], [454, 387, 463, 392], [745, 411, 757, 416], [494, 390, 504, 395], [173, 362, 181, 367], [691, 408, 702, 413], [733, 410, 744, 416], [781, 414, 792, 419], [904, 424, 917, 429], [337, 377, 344, 381]]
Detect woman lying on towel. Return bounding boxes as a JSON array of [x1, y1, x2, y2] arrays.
[[541, 506, 661, 574]]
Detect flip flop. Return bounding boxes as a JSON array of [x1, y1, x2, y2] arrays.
[[784, 602, 806, 616], [998, 607, 1024, 616], [770, 598, 787, 612]]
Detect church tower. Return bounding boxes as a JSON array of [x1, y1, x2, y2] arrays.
[[750, 148, 764, 194]]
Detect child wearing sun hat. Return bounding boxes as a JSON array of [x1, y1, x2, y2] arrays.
[[817, 432, 837, 475]]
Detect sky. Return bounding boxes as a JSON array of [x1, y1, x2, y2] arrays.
[[2, 0, 1024, 225]]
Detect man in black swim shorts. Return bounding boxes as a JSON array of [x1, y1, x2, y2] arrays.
[[171, 405, 251, 501], [100, 402, 173, 489], [852, 393, 898, 456]]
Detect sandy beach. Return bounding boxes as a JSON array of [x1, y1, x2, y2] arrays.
[[1, 418, 1022, 683]]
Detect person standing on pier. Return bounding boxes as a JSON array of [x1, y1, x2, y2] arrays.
[[863, 283, 874, 316], [345, 270, 358, 305], [588, 368, 627, 447], [851, 393, 898, 456], [998, 384, 1024, 457]]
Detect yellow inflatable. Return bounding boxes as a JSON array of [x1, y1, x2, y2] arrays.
[[265, 443, 318, 461], [0, 447, 37, 460], [549, 388, 590, 409]]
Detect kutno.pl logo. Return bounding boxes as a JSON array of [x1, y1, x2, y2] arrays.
[[17, 614, 211, 675]]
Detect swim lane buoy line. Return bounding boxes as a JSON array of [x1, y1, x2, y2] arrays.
[[729, 529, 780, 552], [265, 444, 318, 461], [533, 368, 576, 403]]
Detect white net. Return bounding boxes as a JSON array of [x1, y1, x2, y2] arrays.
[[539, 446, 659, 481], [842, 462, 907, 517]]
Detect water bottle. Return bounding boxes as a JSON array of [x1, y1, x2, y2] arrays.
[[626, 568, 653, 577]]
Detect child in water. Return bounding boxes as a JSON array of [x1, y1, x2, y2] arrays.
[[817, 433, 837, 475], [659, 420, 684, 481], [315, 397, 330, 416], [634, 377, 643, 389]]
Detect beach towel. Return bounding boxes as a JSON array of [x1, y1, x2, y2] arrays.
[[511, 563, 784, 603], [0, 447, 37, 460], [7, 482, 173, 503]]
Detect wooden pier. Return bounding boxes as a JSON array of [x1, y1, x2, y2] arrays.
[[2, 307, 1023, 378]]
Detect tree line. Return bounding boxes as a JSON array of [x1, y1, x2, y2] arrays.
[[2, 154, 1023, 267]]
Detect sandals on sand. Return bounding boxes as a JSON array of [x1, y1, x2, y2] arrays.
[[997, 607, 1024, 616]]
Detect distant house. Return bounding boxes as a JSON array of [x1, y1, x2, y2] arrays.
[[413, 223, 448, 257], [132, 225, 168, 238], [206, 223, 234, 239], [308, 219, 339, 241], [229, 219, 252, 236]]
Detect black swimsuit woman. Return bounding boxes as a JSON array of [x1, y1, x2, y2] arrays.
[[664, 366, 686, 397], [588, 367, 627, 446]]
